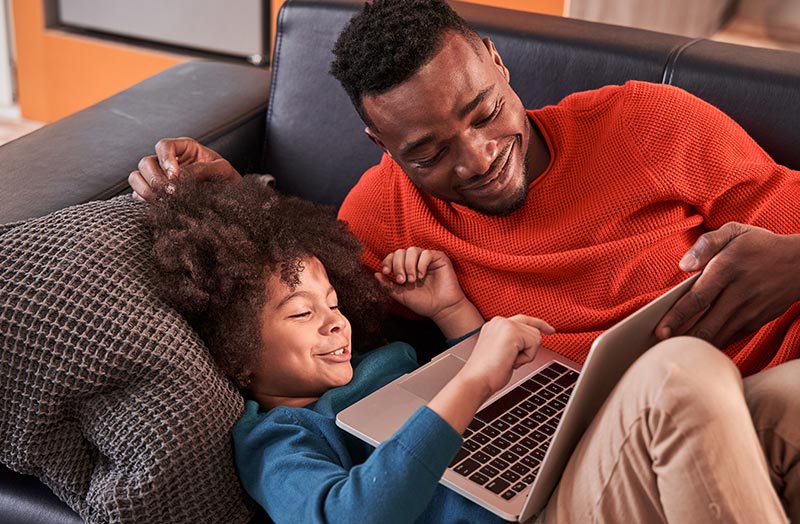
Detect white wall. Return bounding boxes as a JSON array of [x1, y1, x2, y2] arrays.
[[0, 0, 15, 109]]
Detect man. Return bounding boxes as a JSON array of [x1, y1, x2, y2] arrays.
[[130, 1, 798, 521]]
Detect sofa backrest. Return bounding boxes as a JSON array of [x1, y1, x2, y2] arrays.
[[263, 0, 800, 208]]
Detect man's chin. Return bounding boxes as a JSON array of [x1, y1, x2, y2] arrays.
[[465, 183, 529, 216]]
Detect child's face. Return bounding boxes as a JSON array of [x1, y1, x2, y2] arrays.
[[248, 256, 354, 409]]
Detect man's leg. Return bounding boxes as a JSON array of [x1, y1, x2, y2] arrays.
[[544, 337, 787, 524], [744, 358, 800, 522]]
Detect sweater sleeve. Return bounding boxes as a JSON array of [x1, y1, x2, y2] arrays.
[[233, 402, 462, 524], [623, 81, 800, 234]]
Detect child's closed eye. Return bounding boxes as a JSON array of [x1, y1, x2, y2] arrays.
[[288, 311, 311, 319]]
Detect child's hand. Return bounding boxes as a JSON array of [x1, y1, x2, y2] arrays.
[[427, 315, 556, 433], [460, 315, 556, 398], [376, 247, 466, 319]]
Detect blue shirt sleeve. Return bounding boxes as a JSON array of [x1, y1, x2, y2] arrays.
[[234, 402, 462, 524]]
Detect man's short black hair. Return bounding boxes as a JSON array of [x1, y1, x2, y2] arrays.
[[330, 0, 479, 125]]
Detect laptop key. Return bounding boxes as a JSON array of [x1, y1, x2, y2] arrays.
[[511, 462, 530, 475], [482, 425, 501, 438], [473, 432, 491, 445], [521, 455, 540, 469], [540, 366, 561, 380], [538, 424, 556, 437], [501, 490, 517, 500], [489, 457, 510, 470], [493, 419, 511, 432], [469, 472, 491, 485], [482, 443, 502, 457], [500, 412, 520, 425], [480, 464, 500, 478], [549, 362, 569, 374], [500, 451, 519, 463], [475, 387, 531, 423], [463, 439, 481, 452], [501, 470, 521, 483], [468, 419, 485, 432], [512, 481, 529, 493], [511, 422, 531, 435], [502, 430, 523, 443], [555, 372, 578, 388], [486, 478, 511, 495], [449, 447, 469, 467], [523, 473, 536, 484], [472, 451, 491, 464], [493, 436, 512, 449], [454, 458, 481, 476]]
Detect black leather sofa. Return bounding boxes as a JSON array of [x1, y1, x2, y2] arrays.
[[1, 0, 798, 522]]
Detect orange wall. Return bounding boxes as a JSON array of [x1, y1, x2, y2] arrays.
[[17, 0, 564, 122], [13, 0, 187, 122]]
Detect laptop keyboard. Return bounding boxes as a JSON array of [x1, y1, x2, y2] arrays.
[[448, 361, 579, 501]]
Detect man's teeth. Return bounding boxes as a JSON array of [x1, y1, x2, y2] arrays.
[[329, 348, 345, 356]]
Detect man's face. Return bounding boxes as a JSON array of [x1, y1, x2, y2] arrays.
[[362, 32, 535, 216]]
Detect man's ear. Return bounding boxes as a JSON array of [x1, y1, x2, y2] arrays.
[[364, 126, 393, 159], [482, 36, 510, 83]]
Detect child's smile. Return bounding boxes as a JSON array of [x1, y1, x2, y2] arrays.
[[246, 256, 354, 409]]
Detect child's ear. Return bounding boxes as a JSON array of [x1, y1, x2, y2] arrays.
[[234, 369, 253, 390]]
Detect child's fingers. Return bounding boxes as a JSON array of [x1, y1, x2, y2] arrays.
[[404, 247, 422, 283], [508, 314, 556, 335], [417, 249, 434, 279], [390, 249, 408, 283]]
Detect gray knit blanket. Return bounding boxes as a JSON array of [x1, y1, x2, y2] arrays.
[[0, 196, 253, 523]]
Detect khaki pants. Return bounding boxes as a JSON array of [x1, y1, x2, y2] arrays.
[[543, 337, 798, 524]]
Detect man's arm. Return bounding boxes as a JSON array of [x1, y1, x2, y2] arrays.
[[657, 224, 800, 347], [625, 83, 800, 348]]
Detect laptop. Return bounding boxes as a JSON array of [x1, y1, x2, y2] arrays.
[[337, 273, 700, 522]]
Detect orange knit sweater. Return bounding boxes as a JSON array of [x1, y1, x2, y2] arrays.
[[338, 81, 800, 376]]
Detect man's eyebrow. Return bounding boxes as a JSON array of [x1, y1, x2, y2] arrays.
[[400, 133, 436, 158], [399, 87, 494, 158], [458, 86, 493, 120]]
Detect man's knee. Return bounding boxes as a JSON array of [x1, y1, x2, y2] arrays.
[[630, 336, 743, 405], [744, 359, 800, 431]]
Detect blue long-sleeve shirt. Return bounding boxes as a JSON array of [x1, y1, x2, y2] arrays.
[[232, 342, 503, 524]]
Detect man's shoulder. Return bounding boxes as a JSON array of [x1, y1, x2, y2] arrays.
[[547, 80, 689, 111], [339, 153, 399, 218]]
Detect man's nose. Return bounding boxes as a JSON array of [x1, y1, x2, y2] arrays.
[[453, 133, 499, 180]]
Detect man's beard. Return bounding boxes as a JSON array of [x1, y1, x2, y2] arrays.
[[467, 151, 532, 217]]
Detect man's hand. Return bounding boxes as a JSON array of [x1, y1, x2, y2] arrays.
[[128, 137, 242, 201], [657, 222, 800, 348], [376, 247, 483, 338]]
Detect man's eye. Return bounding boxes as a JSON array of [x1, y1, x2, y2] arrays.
[[330, 305, 340, 311], [477, 101, 500, 126], [414, 149, 445, 168], [289, 312, 310, 319]]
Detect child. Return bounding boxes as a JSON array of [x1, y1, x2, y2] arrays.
[[149, 178, 553, 524]]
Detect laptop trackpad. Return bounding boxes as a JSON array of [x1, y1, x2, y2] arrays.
[[399, 354, 465, 402]]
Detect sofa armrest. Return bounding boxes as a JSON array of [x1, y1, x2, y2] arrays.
[[0, 60, 270, 224]]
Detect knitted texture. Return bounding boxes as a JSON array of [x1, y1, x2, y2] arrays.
[[339, 81, 800, 376], [0, 196, 252, 524]]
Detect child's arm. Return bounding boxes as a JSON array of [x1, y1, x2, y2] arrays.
[[234, 377, 476, 524], [375, 247, 483, 339], [378, 247, 555, 433]]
